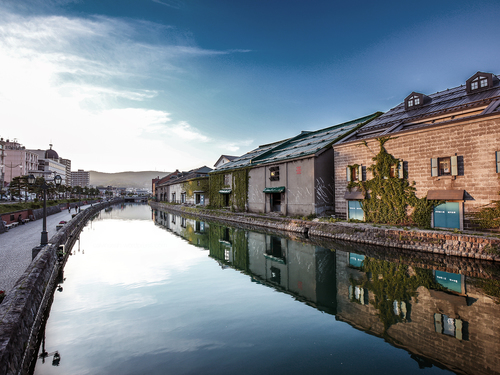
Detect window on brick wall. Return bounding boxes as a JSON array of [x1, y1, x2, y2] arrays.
[[346, 165, 362, 182], [224, 174, 231, 185], [496, 151, 500, 173], [389, 160, 404, 178], [431, 156, 458, 176]]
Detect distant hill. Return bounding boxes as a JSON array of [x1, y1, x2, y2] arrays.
[[90, 171, 170, 189]]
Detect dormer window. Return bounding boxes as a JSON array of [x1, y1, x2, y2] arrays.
[[466, 71, 494, 93], [404, 92, 427, 111]]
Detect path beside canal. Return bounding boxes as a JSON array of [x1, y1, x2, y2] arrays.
[[0, 206, 91, 293]]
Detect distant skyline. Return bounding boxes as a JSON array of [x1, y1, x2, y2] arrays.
[[1, 0, 500, 173]]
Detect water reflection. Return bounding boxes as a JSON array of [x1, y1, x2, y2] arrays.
[[154, 209, 500, 375], [34, 206, 500, 375]]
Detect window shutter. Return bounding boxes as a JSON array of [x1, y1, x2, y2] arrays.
[[434, 313, 442, 333], [398, 160, 404, 179], [358, 165, 363, 181], [431, 158, 438, 176], [496, 151, 500, 173], [346, 167, 351, 182], [451, 156, 458, 176], [455, 319, 463, 340]]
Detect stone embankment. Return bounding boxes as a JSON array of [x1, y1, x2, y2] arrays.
[[0, 199, 122, 375], [150, 202, 500, 262]]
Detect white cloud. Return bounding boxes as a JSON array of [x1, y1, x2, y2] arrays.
[[170, 121, 211, 142], [219, 139, 254, 153], [0, 6, 253, 172]]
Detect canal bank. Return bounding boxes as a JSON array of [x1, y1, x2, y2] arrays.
[[150, 202, 500, 262], [0, 199, 123, 375]]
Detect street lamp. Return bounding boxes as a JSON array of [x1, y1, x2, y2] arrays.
[[28, 174, 62, 246]]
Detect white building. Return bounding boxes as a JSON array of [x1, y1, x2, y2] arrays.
[[71, 169, 90, 187], [28, 145, 68, 185]]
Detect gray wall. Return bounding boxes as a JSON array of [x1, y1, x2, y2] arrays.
[[247, 153, 334, 216]]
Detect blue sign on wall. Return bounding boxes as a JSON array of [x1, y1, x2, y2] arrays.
[[434, 202, 460, 229]]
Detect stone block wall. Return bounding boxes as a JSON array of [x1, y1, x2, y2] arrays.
[[151, 202, 500, 262]]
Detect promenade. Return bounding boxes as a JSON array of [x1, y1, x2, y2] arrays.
[[0, 205, 90, 293]]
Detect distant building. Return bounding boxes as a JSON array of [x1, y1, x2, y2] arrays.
[[60, 158, 72, 186], [2, 139, 39, 184], [71, 169, 90, 187], [155, 170, 181, 201], [28, 144, 69, 185], [0, 138, 5, 190], [214, 155, 239, 169], [158, 167, 212, 205]]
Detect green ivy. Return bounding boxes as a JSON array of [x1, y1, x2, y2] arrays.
[[208, 173, 226, 208], [208, 168, 250, 211], [232, 169, 249, 212], [207, 223, 249, 271], [350, 137, 440, 228], [181, 177, 210, 199], [352, 257, 445, 331], [471, 191, 500, 229]]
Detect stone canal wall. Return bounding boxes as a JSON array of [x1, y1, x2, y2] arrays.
[[0, 199, 122, 375], [150, 202, 500, 262]]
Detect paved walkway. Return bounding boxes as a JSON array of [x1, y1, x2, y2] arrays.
[[0, 205, 91, 293]]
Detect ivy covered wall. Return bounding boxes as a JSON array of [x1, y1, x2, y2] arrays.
[[208, 169, 249, 211], [347, 137, 441, 228], [181, 177, 210, 199], [335, 117, 500, 230]]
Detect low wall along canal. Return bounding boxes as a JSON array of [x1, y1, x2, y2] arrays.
[[0, 200, 121, 375], [149, 202, 500, 262]]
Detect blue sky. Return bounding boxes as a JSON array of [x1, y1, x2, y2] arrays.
[[1, 0, 499, 173]]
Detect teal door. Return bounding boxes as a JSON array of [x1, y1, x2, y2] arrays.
[[348, 200, 364, 221], [434, 202, 460, 229]]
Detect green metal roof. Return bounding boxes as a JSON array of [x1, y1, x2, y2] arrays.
[[219, 188, 232, 194], [263, 186, 285, 193], [212, 113, 379, 172]]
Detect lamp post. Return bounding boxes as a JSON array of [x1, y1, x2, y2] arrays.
[[28, 174, 62, 246]]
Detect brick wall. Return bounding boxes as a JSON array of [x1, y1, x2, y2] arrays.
[[334, 115, 500, 228]]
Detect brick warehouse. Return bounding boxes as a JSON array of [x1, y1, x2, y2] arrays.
[[333, 71, 500, 230]]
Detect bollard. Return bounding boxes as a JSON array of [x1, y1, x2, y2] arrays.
[[32, 245, 46, 260]]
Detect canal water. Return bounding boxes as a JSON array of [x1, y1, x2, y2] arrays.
[[33, 204, 500, 375]]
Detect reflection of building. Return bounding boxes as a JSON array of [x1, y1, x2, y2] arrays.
[[335, 249, 500, 374], [204, 222, 337, 314], [153, 209, 210, 250], [152, 209, 500, 374]]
